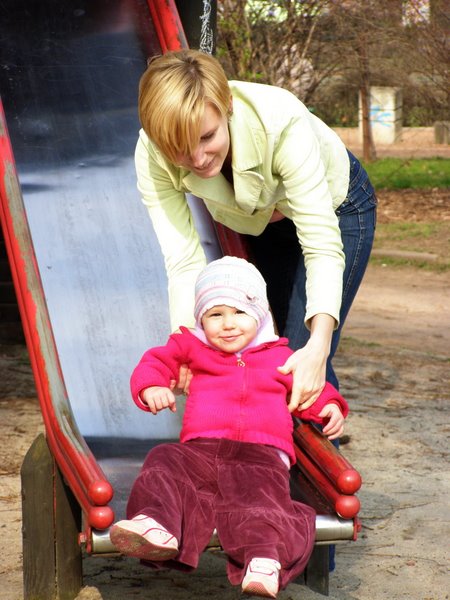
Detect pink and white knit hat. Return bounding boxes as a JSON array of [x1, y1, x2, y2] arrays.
[[194, 256, 269, 327]]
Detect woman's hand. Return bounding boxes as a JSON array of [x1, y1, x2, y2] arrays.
[[141, 386, 177, 415], [278, 313, 335, 412], [320, 404, 345, 440], [278, 341, 327, 411], [170, 364, 193, 396]]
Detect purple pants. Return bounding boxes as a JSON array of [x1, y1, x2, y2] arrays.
[[126, 438, 316, 588]]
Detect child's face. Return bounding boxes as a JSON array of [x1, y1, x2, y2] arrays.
[[201, 305, 258, 353]]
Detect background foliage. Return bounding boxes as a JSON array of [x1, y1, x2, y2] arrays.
[[216, 0, 449, 128]]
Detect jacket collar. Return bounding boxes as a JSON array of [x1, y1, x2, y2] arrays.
[[181, 109, 266, 215]]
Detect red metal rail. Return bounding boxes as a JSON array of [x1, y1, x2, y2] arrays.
[[0, 103, 114, 529], [146, 0, 188, 52], [293, 420, 362, 495]]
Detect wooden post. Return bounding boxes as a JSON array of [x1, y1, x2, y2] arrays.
[[54, 455, 83, 600], [21, 434, 56, 599], [21, 434, 83, 600]]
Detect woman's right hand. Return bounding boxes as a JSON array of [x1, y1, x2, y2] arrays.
[[278, 313, 335, 412], [170, 364, 193, 396]]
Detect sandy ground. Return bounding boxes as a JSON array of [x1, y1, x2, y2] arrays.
[[0, 141, 449, 599], [2, 263, 448, 600], [1, 264, 449, 600]]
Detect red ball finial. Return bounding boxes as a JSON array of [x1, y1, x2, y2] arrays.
[[336, 469, 362, 495], [335, 495, 360, 519], [88, 505, 115, 529], [88, 480, 114, 505]]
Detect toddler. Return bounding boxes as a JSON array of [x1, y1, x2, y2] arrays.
[[111, 256, 348, 598]]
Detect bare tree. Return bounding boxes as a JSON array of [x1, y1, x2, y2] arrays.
[[217, 0, 337, 101], [400, 0, 449, 123], [216, 0, 399, 161], [216, 0, 447, 162]]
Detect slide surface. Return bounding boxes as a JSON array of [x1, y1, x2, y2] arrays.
[[1, 0, 189, 440]]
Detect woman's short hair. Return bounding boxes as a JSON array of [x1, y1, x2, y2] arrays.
[[138, 50, 231, 164]]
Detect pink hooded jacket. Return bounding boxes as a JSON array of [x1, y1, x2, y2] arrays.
[[130, 327, 348, 466]]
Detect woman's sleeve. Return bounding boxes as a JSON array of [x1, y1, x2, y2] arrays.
[[273, 115, 345, 328], [135, 133, 206, 330]]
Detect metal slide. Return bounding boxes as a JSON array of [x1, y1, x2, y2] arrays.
[[0, 0, 361, 596]]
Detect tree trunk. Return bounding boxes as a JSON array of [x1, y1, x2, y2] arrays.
[[357, 31, 377, 162], [360, 81, 377, 162]]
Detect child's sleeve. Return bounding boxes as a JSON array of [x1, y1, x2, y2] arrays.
[[292, 382, 349, 423], [130, 334, 186, 411]]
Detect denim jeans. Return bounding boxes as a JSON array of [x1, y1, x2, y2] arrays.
[[247, 150, 377, 391], [247, 152, 376, 571]]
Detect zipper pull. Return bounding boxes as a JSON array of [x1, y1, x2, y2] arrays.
[[236, 353, 246, 367]]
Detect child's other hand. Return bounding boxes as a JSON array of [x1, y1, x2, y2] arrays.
[[141, 386, 176, 415], [319, 403, 344, 440]]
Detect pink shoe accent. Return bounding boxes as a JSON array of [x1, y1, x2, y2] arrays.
[[110, 514, 178, 560]]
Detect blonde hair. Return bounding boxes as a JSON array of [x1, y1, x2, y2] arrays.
[[138, 50, 231, 164]]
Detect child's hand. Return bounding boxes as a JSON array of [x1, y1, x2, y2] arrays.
[[141, 386, 177, 415], [319, 403, 344, 440]]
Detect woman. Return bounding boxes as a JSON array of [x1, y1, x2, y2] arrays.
[[135, 49, 376, 414]]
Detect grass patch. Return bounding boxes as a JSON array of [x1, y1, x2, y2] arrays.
[[373, 221, 450, 271], [340, 336, 381, 350], [369, 255, 450, 272], [363, 158, 450, 189], [375, 222, 442, 243]]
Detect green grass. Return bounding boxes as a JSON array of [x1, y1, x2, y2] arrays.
[[372, 221, 450, 272], [376, 222, 441, 242], [362, 158, 450, 189], [369, 254, 450, 272]]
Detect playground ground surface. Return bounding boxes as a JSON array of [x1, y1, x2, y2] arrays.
[[0, 136, 449, 599]]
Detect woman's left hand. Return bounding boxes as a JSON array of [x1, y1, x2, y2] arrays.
[[278, 341, 327, 411], [277, 313, 335, 412]]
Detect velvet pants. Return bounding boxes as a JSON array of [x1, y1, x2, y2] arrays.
[[126, 438, 316, 589]]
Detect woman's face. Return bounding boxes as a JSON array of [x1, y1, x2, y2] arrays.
[[176, 103, 230, 178]]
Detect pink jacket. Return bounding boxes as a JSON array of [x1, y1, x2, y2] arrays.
[[130, 327, 349, 466]]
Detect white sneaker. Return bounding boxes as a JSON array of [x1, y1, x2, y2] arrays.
[[242, 557, 281, 598], [110, 514, 178, 560]]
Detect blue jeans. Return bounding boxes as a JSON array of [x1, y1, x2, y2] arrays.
[[247, 150, 377, 390], [247, 151, 376, 571]]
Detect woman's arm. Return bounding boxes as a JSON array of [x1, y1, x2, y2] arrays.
[[272, 108, 346, 328], [135, 132, 206, 330]]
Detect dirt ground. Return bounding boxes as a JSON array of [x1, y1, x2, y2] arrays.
[[0, 149, 449, 599]]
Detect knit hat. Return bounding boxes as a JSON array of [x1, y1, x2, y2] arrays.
[[194, 256, 269, 328]]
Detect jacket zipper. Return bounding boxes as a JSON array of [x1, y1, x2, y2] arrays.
[[235, 351, 245, 367]]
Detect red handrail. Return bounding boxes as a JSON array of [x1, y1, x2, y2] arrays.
[[146, 0, 188, 52], [0, 103, 113, 528], [293, 420, 362, 495]]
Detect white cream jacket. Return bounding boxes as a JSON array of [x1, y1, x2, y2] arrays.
[[135, 81, 349, 331]]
